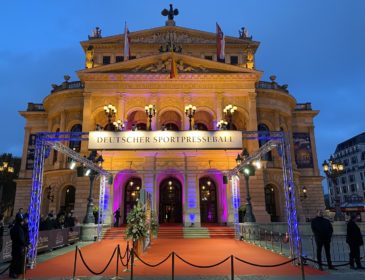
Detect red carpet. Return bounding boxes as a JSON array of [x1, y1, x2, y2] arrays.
[[26, 238, 325, 278]]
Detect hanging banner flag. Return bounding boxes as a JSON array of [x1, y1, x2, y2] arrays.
[[216, 23, 225, 62], [124, 22, 131, 60]]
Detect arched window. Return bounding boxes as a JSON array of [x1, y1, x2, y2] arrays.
[[53, 128, 60, 164], [69, 124, 82, 152], [60, 185, 76, 213], [194, 123, 208, 131], [163, 123, 179, 131], [258, 124, 272, 161], [264, 185, 278, 222], [199, 177, 218, 223]]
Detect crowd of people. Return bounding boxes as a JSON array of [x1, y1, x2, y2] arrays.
[[39, 210, 79, 231]]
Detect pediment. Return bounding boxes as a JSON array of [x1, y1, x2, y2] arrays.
[[78, 52, 260, 76], [81, 25, 259, 50]]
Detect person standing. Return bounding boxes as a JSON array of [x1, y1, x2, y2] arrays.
[[9, 215, 26, 279], [346, 213, 364, 269], [311, 209, 336, 270], [114, 208, 121, 227]]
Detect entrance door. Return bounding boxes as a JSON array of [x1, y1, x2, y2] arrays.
[[159, 178, 182, 224], [265, 184, 278, 222], [124, 177, 142, 223], [199, 177, 218, 223]]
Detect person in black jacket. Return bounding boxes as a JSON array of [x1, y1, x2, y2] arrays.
[[9, 215, 26, 279], [114, 208, 121, 227], [311, 209, 336, 270], [346, 213, 364, 269]]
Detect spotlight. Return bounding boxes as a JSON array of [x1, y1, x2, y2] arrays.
[[69, 160, 76, 170], [85, 168, 91, 176]]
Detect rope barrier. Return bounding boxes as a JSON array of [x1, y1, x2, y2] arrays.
[[234, 256, 297, 267], [302, 256, 351, 267], [77, 246, 117, 275], [175, 253, 231, 268], [133, 251, 172, 267]]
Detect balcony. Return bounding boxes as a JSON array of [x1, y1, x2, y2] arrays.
[[255, 81, 289, 93], [27, 103, 45, 112], [295, 103, 312, 111], [51, 80, 84, 93]]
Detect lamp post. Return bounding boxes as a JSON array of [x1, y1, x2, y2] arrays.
[[145, 104, 156, 131], [216, 119, 228, 130], [236, 148, 256, 222], [184, 104, 196, 130], [322, 156, 345, 221], [223, 104, 237, 130], [75, 151, 104, 224], [103, 104, 117, 131]]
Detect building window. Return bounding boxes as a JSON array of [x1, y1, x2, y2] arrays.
[[362, 182, 365, 190], [361, 152, 365, 161], [205, 56, 213, 60], [361, 172, 363, 180], [230, 56, 238, 65], [349, 174, 355, 183], [344, 159, 349, 167], [102, 56, 111, 65], [351, 156, 358, 164], [341, 176, 347, 184], [336, 187, 340, 194], [329, 188, 332, 195], [350, 184, 356, 192], [342, 186, 347, 193], [116, 56, 124, 62]]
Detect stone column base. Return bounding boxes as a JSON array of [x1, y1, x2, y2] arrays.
[[80, 223, 98, 241]]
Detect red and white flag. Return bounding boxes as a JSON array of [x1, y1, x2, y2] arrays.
[[216, 23, 225, 61], [124, 22, 131, 60]]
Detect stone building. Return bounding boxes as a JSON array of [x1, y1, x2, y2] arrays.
[[15, 16, 324, 227]]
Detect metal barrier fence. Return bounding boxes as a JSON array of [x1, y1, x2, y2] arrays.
[[237, 224, 365, 265]]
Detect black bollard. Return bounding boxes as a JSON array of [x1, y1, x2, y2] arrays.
[[172, 252, 175, 280], [230, 255, 234, 280], [72, 246, 78, 280]]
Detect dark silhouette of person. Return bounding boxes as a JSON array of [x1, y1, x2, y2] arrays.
[[15, 208, 24, 221], [346, 213, 364, 269], [114, 208, 121, 227], [311, 209, 336, 270], [9, 215, 26, 279]]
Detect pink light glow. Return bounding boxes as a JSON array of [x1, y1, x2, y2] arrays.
[[113, 170, 139, 215]]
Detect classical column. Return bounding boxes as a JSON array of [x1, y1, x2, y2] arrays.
[[81, 94, 92, 153], [247, 92, 259, 151], [215, 92, 223, 128], [309, 125, 320, 176], [59, 111, 66, 166], [117, 93, 126, 125]]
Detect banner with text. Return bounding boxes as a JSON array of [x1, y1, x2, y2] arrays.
[[88, 131, 242, 150]]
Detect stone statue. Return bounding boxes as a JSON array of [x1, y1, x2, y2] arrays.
[[161, 4, 179, 20], [239, 27, 251, 39]]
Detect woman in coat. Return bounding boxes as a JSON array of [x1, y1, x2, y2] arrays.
[[346, 214, 364, 269]]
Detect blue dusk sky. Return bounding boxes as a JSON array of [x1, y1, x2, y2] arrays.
[[0, 0, 364, 192]]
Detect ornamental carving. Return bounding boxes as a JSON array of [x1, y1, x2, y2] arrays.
[[130, 58, 208, 73], [132, 31, 214, 44]]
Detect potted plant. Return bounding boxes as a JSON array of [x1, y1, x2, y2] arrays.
[[125, 203, 148, 256]]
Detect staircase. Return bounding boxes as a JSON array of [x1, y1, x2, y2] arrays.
[[207, 226, 235, 239], [183, 227, 210, 238], [157, 226, 184, 239], [102, 227, 126, 240]]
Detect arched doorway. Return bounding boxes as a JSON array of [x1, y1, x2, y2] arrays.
[[60, 185, 76, 213], [159, 177, 182, 224], [265, 184, 278, 222], [199, 177, 218, 224], [123, 177, 142, 223]]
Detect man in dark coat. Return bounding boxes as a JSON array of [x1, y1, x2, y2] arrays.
[[9, 215, 26, 279], [114, 208, 121, 227], [346, 213, 364, 269], [311, 209, 336, 270]]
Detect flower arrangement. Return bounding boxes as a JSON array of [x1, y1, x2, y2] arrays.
[[125, 203, 148, 242]]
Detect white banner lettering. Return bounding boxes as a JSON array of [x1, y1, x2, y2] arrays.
[[88, 131, 242, 150]]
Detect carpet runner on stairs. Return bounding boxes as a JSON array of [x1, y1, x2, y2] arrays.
[[102, 227, 126, 240]]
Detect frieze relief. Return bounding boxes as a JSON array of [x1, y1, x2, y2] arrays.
[[132, 31, 215, 44], [130, 58, 209, 74]]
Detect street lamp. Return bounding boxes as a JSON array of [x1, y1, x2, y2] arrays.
[[184, 104, 196, 130], [216, 119, 228, 130], [236, 148, 256, 222], [103, 104, 117, 131], [76, 151, 104, 224], [223, 104, 237, 130], [113, 119, 125, 131], [145, 104, 156, 131], [322, 156, 345, 221]]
